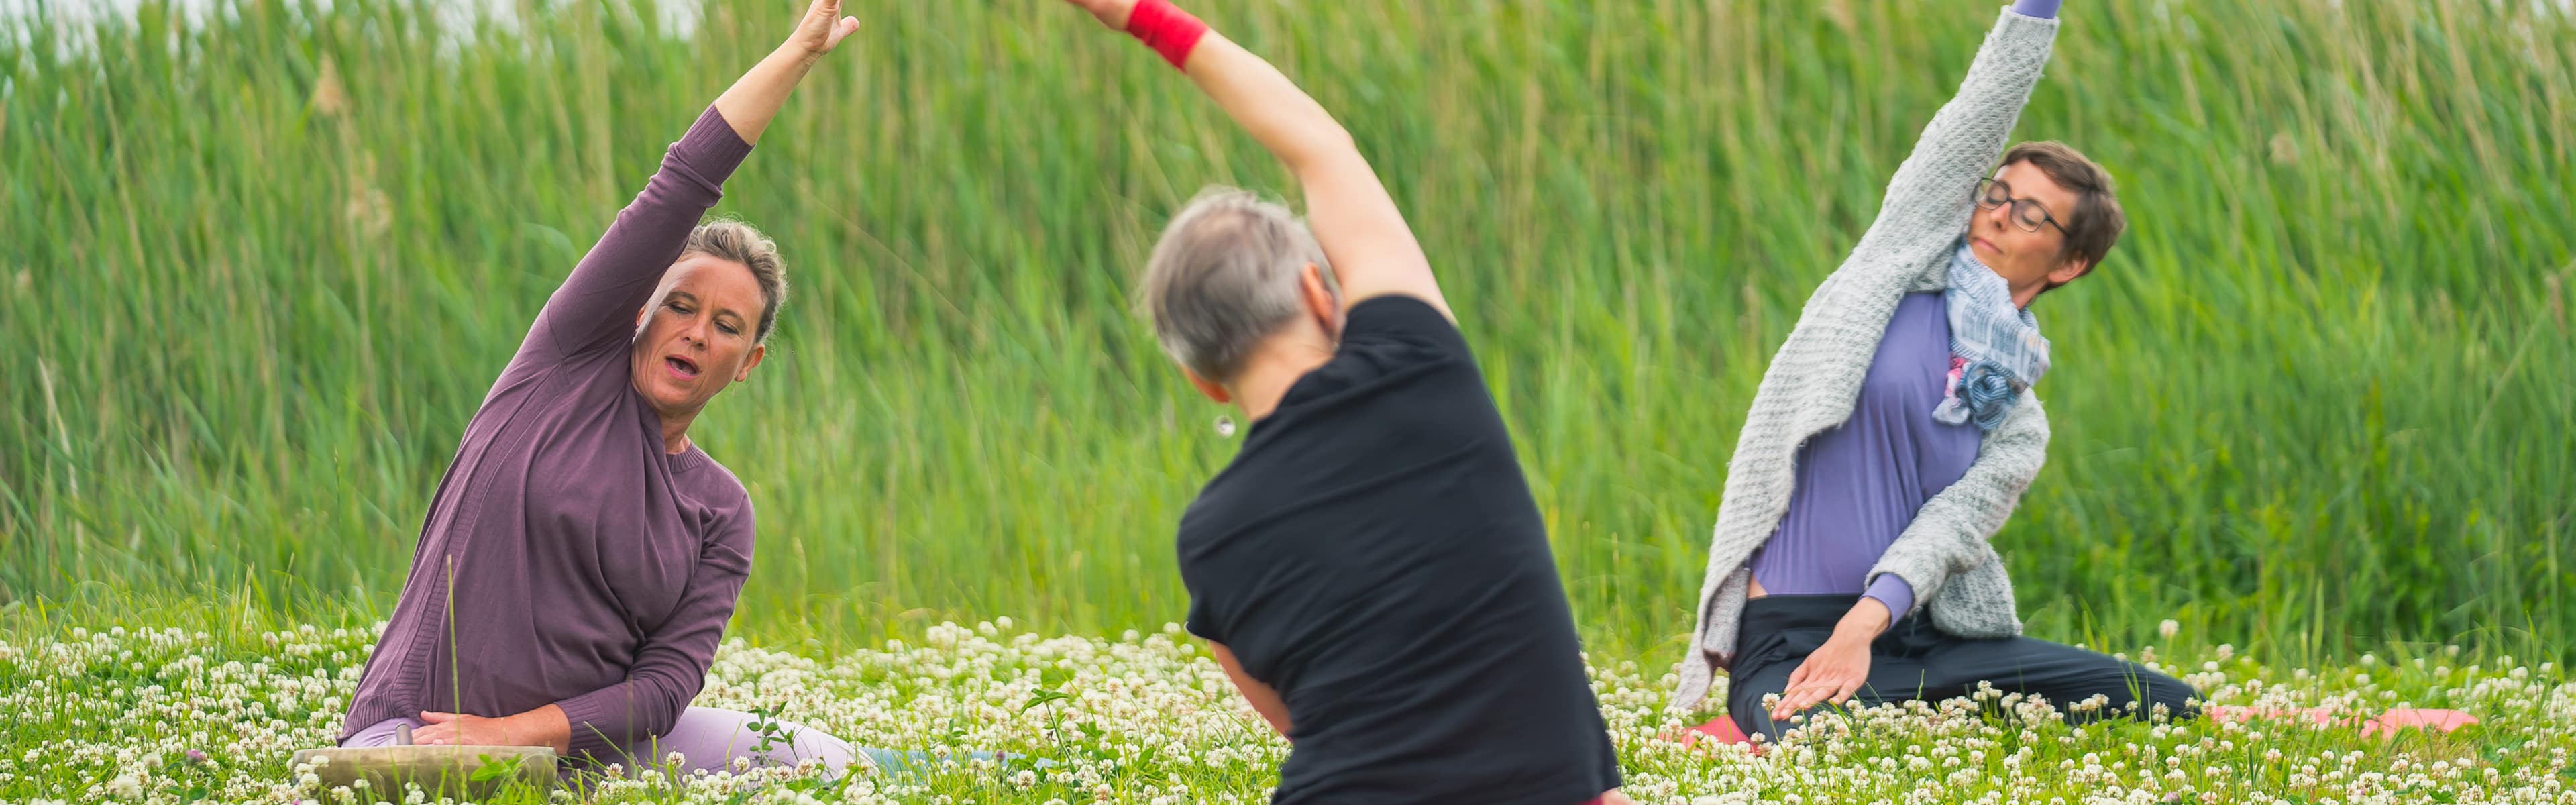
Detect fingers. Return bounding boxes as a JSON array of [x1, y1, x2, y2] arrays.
[[419, 711, 458, 724], [1773, 683, 1825, 719], [1772, 665, 1812, 718], [411, 724, 455, 745], [1773, 677, 1860, 719], [823, 17, 859, 49]]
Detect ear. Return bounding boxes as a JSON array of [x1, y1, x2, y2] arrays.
[[1183, 368, 1232, 404], [2046, 255, 2093, 287], [1298, 262, 1341, 339], [733, 343, 766, 382]]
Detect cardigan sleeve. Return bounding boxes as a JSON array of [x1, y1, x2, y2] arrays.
[[1840, 9, 2059, 290], [1866, 394, 2049, 612]]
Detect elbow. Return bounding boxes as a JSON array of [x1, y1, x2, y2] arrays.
[[633, 668, 705, 735], [1281, 124, 1361, 176]]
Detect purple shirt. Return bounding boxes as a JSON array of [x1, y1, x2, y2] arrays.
[[341, 107, 758, 759], [1752, 292, 1982, 619]]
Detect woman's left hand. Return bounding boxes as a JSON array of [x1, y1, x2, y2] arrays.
[[413, 711, 538, 747], [784, 0, 862, 58]]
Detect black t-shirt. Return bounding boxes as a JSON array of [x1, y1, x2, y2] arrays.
[[1177, 295, 1622, 805]]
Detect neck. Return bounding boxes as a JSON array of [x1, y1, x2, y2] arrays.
[[2009, 284, 2041, 309], [1227, 337, 1336, 423], [657, 413, 694, 454]]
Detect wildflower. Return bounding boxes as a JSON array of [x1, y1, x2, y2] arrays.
[[311, 57, 349, 117]]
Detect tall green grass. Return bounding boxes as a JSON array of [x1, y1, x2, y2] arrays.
[[3, 0, 2570, 661]]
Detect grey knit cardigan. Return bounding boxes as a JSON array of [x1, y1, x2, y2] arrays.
[[1673, 9, 2061, 712]]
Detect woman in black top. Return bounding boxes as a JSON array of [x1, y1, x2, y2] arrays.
[[1053, 1, 1627, 802]]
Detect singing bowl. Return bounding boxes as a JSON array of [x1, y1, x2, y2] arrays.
[[288, 745, 557, 796]]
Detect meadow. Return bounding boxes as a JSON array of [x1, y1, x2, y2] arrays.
[[2, 0, 2573, 800]]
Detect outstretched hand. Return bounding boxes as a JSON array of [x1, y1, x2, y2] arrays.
[[1057, 0, 1140, 31], [786, 0, 862, 57], [1772, 635, 1872, 720]]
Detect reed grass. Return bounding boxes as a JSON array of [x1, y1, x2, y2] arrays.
[[1, 0, 2570, 664]]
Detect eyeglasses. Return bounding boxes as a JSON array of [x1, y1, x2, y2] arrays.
[[1976, 178, 2068, 235]]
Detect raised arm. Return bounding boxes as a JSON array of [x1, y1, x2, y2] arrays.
[[1064, 0, 1450, 319], [514, 0, 861, 364], [1851, 7, 2060, 266]]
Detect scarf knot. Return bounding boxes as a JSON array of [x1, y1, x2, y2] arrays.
[[1935, 237, 2050, 431]]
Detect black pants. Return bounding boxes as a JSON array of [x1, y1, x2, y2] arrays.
[[1728, 594, 2200, 741]]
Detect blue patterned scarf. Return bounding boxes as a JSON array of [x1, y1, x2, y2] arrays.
[[1936, 237, 2050, 431]]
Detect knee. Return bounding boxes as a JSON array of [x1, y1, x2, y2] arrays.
[[1729, 710, 1772, 744], [2147, 675, 2202, 722], [772, 718, 859, 773], [2117, 669, 2200, 722]]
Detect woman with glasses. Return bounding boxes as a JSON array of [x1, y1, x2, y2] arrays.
[[1668, 0, 2193, 745]]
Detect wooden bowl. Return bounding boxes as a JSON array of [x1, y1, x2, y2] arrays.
[[288, 745, 557, 797]]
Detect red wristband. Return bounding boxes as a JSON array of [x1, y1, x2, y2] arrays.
[[1125, 0, 1209, 70]]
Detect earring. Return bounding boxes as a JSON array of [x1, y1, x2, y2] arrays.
[[1214, 415, 1237, 437]]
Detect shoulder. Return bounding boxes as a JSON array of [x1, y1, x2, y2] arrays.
[[1341, 293, 1470, 356]]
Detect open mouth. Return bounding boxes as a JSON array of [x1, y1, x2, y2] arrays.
[[664, 355, 701, 380]]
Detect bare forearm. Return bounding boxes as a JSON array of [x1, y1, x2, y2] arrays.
[[710, 0, 860, 146], [1837, 596, 1893, 640], [508, 704, 573, 753], [712, 46, 825, 146], [1179, 34, 1360, 180]]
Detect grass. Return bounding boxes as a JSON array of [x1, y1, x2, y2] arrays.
[[3, 594, 2572, 803], [1, 0, 2572, 748]]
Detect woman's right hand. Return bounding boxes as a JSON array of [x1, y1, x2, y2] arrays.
[[784, 0, 863, 59], [1058, 0, 1140, 32]]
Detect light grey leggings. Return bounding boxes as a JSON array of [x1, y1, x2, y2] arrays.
[[345, 709, 1028, 780]]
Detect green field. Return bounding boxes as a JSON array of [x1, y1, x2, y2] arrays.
[[3, 0, 2575, 798], [7, 0, 2569, 657]]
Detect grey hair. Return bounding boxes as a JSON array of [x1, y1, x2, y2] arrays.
[[680, 219, 788, 343], [1139, 186, 1338, 382]]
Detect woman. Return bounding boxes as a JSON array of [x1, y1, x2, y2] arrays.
[[337, 0, 865, 776], [1053, 1, 1627, 802], [1671, 0, 2199, 744]]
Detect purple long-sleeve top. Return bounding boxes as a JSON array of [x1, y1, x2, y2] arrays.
[[1747, 0, 2055, 622], [1752, 293, 1983, 619], [341, 107, 757, 759], [2012, 0, 2062, 19]]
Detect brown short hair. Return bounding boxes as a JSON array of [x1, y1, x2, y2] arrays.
[[2002, 141, 2124, 282], [682, 220, 788, 343]]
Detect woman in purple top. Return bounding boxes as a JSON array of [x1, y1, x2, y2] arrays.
[[337, 0, 868, 777], [1680, 0, 2198, 745]]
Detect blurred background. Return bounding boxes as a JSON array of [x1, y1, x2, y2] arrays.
[[2, 0, 2569, 665]]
